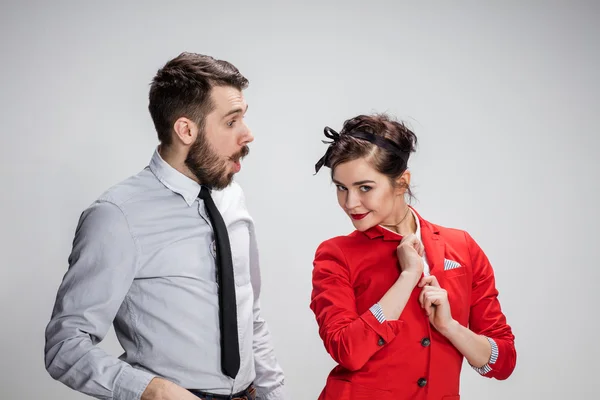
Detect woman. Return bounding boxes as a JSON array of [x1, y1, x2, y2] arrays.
[[310, 114, 516, 400]]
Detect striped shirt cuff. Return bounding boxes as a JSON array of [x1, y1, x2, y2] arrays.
[[369, 303, 386, 323], [471, 336, 499, 375]]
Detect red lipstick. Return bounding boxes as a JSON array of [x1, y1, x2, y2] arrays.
[[350, 213, 369, 220]]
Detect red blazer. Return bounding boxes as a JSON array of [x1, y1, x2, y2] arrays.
[[310, 209, 516, 400]]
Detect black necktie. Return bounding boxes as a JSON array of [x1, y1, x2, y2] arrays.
[[198, 186, 240, 379]]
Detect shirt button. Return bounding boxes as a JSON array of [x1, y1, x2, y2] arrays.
[[417, 378, 427, 387], [377, 337, 385, 346], [421, 337, 431, 347]]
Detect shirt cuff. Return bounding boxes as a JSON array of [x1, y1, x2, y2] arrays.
[[471, 336, 499, 376], [113, 366, 156, 400], [369, 303, 386, 324], [257, 381, 287, 400]]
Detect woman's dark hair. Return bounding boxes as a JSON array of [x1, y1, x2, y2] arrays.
[[148, 52, 249, 146], [327, 113, 418, 198]]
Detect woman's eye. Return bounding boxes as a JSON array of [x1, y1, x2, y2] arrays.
[[336, 185, 347, 191], [227, 120, 236, 127], [360, 186, 372, 192]]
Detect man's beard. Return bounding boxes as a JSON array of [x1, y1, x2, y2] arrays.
[[185, 134, 249, 190]]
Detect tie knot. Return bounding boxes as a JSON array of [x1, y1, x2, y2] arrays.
[[198, 186, 211, 200]]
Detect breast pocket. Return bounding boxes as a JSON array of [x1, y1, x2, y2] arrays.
[[228, 221, 251, 287], [441, 267, 471, 325], [444, 267, 467, 278], [143, 234, 217, 284]]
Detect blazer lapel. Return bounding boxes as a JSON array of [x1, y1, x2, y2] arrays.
[[412, 209, 445, 280], [422, 224, 445, 275]]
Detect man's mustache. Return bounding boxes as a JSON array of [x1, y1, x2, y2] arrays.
[[230, 146, 250, 162]]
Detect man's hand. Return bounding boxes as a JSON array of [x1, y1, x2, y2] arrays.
[[141, 377, 198, 400]]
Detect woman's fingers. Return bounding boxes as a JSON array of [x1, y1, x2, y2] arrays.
[[418, 275, 440, 288]]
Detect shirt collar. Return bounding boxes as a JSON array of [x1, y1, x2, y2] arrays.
[[149, 147, 201, 206], [411, 207, 422, 240]]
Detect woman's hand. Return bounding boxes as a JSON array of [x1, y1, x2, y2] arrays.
[[418, 275, 455, 335], [396, 234, 424, 285]]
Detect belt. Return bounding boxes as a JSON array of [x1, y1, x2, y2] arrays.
[[189, 383, 256, 400]]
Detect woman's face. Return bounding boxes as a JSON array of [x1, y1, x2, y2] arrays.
[[332, 157, 409, 231]]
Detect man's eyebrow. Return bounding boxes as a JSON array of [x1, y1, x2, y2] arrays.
[[222, 104, 249, 120]]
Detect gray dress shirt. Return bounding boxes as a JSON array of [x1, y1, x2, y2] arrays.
[[44, 149, 286, 400]]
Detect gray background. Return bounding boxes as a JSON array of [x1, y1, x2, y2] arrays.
[[1, 1, 599, 399]]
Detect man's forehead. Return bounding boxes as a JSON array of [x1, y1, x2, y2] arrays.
[[211, 86, 246, 108]]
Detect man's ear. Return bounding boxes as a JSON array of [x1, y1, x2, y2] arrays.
[[173, 117, 197, 146]]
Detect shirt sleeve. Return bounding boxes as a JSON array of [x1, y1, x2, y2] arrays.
[[466, 231, 517, 380], [44, 201, 155, 400], [470, 336, 499, 375], [369, 303, 387, 323], [310, 240, 404, 372]]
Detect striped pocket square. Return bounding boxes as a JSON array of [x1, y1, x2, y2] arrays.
[[443, 259, 462, 271]]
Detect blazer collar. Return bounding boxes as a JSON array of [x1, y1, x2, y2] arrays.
[[362, 206, 440, 241]]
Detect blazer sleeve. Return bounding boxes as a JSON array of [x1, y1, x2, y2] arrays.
[[466, 231, 517, 380], [310, 239, 403, 371]]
